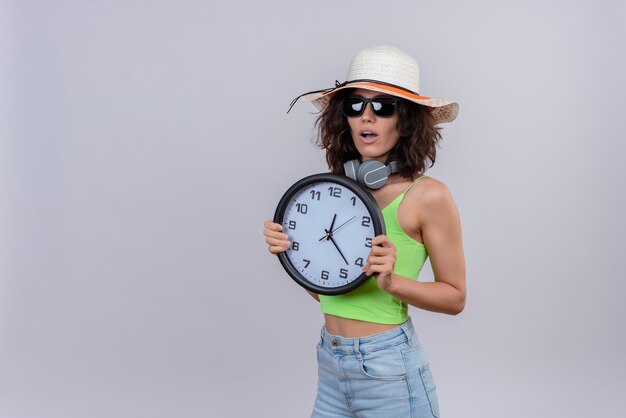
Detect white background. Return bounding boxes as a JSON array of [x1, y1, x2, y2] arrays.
[[1, 1, 625, 417]]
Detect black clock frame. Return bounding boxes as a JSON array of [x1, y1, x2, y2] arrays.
[[273, 173, 386, 296]]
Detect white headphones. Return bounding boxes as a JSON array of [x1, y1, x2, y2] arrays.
[[343, 159, 399, 190]]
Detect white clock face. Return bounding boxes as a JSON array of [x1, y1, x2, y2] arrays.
[[281, 180, 377, 290]]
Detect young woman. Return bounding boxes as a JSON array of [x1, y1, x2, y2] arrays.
[[263, 45, 466, 418]]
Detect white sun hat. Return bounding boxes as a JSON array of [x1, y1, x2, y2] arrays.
[[288, 45, 459, 124]]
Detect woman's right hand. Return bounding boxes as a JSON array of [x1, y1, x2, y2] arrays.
[[263, 220, 290, 254]]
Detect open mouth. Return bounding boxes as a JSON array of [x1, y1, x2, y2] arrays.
[[360, 131, 378, 143]]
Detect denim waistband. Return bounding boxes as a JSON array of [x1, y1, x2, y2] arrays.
[[319, 318, 419, 354]]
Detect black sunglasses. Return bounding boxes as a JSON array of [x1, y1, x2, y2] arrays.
[[343, 95, 398, 118]]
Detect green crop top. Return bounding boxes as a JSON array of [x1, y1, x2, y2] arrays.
[[318, 176, 430, 324]]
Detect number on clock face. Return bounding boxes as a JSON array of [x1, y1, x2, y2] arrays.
[[282, 181, 376, 288]]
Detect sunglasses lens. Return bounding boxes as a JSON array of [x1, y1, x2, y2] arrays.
[[343, 96, 398, 117], [343, 98, 365, 117], [371, 98, 397, 117]]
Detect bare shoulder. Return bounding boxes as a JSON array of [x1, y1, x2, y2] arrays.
[[406, 176, 454, 205], [403, 176, 460, 224]]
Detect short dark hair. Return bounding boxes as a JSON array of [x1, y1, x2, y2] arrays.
[[314, 88, 443, 179]]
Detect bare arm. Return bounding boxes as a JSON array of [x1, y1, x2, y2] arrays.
[[390, 181, 466, 314], [366, 181, 466, 315]]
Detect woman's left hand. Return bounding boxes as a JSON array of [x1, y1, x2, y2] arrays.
[[363, 235, 397, 292]]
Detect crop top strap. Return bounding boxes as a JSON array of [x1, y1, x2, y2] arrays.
[[403, 174, 430, 194]]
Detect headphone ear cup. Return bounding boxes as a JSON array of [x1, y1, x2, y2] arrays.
[[357, 160, 389, 190], [343, 160, 360, 181]]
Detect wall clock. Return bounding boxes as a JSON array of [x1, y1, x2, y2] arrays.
[[273, 173, 385, 295]]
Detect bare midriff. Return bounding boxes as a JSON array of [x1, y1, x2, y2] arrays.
[[324, 314, 401, 338]]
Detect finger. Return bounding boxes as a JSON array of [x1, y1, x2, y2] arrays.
[[372, 235, 394, 247], [266, 237, 290, 247], [367, 264, 392, 277], [269, 244, 289, 254], [368, 254, 396, 267], [368, 246, 393, 256], [362, 263, 374, 277], [367, 263, 388, 272], [264, 220, 283, 232], [264, 228, 289, 240]]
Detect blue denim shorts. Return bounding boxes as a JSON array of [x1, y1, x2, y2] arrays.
[[311, 318, 440, 418]]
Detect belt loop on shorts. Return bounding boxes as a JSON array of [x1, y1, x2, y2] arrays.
[[320, 326, 326, 346], [400, 318, 416, 345], [354, 338, 361, 357]]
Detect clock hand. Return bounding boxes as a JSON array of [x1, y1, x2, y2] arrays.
[[328, 235, 349, 265], [329, 216, 357, 235], [318, 214, 338, 241], [318, 215, 357, 241], [328, 213, 337, 234]]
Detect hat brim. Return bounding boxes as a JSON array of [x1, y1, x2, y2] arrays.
[[301, 81, 458, 124]]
